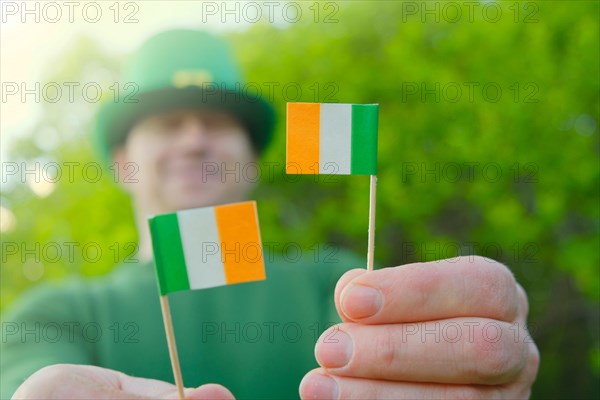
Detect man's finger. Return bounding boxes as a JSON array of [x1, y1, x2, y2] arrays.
[[119, 371, 235, 400], [117, 368, 235, 399], [516, 283, 530, 322], [12, 364, 235, 400], [299, 369, 508, 400], [313, 319, 530, 385], [335, 256, 519, 324], [334, 268, 367, 311], [182, 384, 236, 400]]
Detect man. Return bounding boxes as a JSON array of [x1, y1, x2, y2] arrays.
[[2, 30, 539, 399]]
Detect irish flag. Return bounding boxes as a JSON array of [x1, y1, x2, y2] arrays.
[[286, 102, 379, 175], [148, 201, 265, 295]]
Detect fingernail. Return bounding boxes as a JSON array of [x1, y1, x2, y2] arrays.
[[315, 328, 353, 368], [341, 284, 382, 319], [300, 373, 339, 400]]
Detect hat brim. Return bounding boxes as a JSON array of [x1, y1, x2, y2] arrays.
[[94, 86, 276, 164]]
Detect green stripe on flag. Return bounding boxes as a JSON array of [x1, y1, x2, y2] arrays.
[[148, 213, 189, 295], [351, 104, 379, 175]]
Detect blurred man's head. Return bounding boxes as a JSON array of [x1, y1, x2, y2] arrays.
[[112, 107, 257, 213], [93, 29, 275, 215]]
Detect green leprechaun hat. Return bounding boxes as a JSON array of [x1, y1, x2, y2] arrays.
[[93, 29, 276, 164]]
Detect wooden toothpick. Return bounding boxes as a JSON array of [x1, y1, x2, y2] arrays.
[[367, 175, 377, 271], [159, 295, 185, 400]]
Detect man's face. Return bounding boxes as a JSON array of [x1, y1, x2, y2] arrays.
[[113, 108, 258, 214]]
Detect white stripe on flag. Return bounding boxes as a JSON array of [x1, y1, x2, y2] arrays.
[[320, 103, 352, 174], [177, 208, 226, 289]]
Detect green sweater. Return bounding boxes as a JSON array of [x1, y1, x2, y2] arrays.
[[1, 252, 360, 399]]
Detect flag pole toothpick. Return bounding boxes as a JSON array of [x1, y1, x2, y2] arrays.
[[159, 295, 185, 400], [367, 174, 377, 271]]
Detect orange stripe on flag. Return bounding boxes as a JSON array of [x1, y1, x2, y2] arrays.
[[286, 103, 320, 174], [214, 202, 266, 285]]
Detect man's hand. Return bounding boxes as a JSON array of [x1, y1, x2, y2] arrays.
[[300, 256, 540, 399], [12, 364, 234, 400]]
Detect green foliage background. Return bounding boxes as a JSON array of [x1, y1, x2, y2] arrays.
[[1, 1, 598, 399]]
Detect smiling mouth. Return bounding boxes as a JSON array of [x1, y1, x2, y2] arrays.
[[169, 168, 219, 183]]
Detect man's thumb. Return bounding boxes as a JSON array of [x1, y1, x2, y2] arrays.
[[182, 384, 235, 400]]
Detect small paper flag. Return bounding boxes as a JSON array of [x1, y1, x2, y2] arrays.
[[148, 201, 265, 295], [286, 102, 379, 175]]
